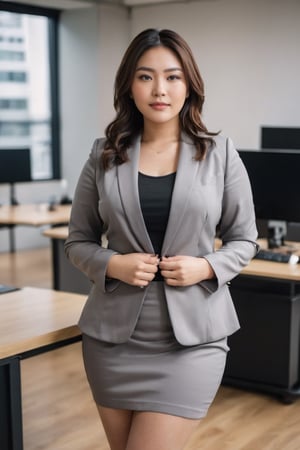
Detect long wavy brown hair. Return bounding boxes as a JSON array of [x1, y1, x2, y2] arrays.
[[102, 28, 218, 170]]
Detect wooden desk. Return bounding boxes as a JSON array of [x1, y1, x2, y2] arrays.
[[42, 224, 69, 240], [215, 237, 300, 281], [0, 287, 86, 450], [0, 204, 71, 227], [0, 204, 71, 252], [242, 258, 300, 280]]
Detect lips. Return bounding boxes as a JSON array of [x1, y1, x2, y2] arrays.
[[149, 102, 169, 110]]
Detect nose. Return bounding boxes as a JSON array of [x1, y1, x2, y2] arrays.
[[152, 78, 166, 97]]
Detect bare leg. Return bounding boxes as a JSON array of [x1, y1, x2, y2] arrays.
[[97, 405, 133, 450], [125, 411, 201, 450]]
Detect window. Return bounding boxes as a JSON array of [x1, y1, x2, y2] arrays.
[[0, 71, 27, 82], [0, 121, 30, 136], [0, 49, 25, 60], [0, 11, 22, 27], [0, 2, 60, 182], [0, 99, 28, 109]]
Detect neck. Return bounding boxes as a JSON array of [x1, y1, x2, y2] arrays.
[[142, 120, 180, 144]]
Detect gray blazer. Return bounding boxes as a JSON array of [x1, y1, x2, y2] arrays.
[[65, 133, 258, 346]]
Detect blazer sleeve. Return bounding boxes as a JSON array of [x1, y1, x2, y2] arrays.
[[201, 137, 258, 292], [64, 139, 118, 293]]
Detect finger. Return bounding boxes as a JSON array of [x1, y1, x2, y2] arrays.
[[144, 253, 159, 261], [161, 255, 180, 262], [149, 256, 160, 265], [160, 256, 170, 263], [159, 261, 177, 270], [137, 270, 157, 281], [136, 276, 150, 288], [137, 273, 156, 288], [143, 263, 159, 274], [160, 270, 177, 279], [165, 277, 181, 286]]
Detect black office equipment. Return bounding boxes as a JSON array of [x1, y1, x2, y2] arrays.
[[238, 149, 300, 247], [0, 149, 31, 184], [0, 148, 31, 205], [261, 127, 300, 150], [238, 149, 300, 224], [254, 249, 299, 264], [0, 284, 20, 294]]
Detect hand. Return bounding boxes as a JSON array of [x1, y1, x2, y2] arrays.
[[107, 253, 159, 287], [159, 255, 215, 287]]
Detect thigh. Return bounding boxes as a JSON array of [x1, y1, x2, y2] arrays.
[[126, 411, 200, 450], [97, 405, 133, 450]]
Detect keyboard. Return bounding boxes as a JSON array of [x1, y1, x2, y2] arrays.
[[0, 284, 20, 294], [254, 249, 299, 264]]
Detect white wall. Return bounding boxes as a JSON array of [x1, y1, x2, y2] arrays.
[[59, 6, 101, 195], [1, 0, 299, 252], [59, 4, 129, 195]]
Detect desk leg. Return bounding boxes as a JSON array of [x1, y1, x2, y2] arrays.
[[0, 357, 23, 450], [9, 226, 16, 253], [50, 238, 91, 294], [51, 238, 60, 290], [0, 225, 15, 253]]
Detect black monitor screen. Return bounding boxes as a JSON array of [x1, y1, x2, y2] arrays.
[[0, 149, 31, 184], [261, 127, 300, 150], [238, 149, 300, 223]]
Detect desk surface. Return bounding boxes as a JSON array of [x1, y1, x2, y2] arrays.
[[43, 225, 69, 240], [0, 287, 86, 359], [0, 204, 71, 226], [241, 258, 300, 281]]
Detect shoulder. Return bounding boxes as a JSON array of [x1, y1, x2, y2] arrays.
[[90, 137, 106, 156], [181, 132, 240, 167], [87, 138, 107, 168], [201, 134, 245, 180], [207, 134, 240, 162], [210, 134, 235, 152], [182, 131, 235, 153]]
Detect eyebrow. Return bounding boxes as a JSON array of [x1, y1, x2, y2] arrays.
[[135, 66, 183, 73]]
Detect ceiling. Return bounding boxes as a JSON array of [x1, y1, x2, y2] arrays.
[[2, 0, 212, 10], [2, 0, 113, 9]]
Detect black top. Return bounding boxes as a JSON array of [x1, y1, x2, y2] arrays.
[[138, 171, 176, 281]]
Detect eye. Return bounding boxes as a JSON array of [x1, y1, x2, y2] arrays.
[[138, 74, 152, 81], [167, 74, 181, 81]]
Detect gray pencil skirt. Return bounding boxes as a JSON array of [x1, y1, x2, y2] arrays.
[[82, 282, 229, 419]]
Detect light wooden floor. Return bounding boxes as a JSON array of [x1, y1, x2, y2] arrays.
[[2, 247, 300, 450]]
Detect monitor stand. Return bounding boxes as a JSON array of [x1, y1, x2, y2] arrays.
[[8, 183, 18, 252], [10, 183, 19, 206], [267, 220, 286, 249]]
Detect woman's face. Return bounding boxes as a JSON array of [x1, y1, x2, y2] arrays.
[[131, 46, 188, 127]]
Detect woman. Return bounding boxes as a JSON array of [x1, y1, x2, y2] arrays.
[[65, 28, 258, 450]]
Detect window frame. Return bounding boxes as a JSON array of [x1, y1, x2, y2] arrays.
[[0, 0, 61, 180]]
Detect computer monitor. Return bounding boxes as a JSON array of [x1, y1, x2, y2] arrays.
[[238, 149, 300, 246], [261, 127, 300, 150], [0, 149, 31, 184]]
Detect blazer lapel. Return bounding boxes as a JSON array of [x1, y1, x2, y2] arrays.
[[117, 136, 154, 254], [161, 134, 201, 256]]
